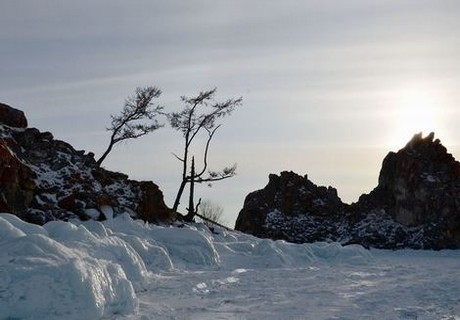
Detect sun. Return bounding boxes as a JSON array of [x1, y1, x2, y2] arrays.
[[389, 84, 443, 147]]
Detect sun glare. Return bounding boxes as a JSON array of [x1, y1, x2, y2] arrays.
[[389, 84, 444, 148]]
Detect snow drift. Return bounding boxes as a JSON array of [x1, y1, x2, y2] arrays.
[[0, 214, 138, 320], [0, 212, 373, 319]]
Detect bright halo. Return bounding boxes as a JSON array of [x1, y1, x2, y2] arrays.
[[390, 84, 442, 147]]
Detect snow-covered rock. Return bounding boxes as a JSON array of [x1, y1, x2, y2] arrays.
[[236, 133, 460, 249], [0, 104, 173, 224]]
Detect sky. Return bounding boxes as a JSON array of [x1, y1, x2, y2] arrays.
[[2, 0, 460, 227]]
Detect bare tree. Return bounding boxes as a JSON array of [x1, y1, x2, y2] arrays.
[[167, 88, 242, 221], [97, 87, 163, 166], [197, 199, 226, 228]]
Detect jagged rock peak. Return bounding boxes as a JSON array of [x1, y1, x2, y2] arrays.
[[405, 131, 437, 147], [236, 133, 460, 249], [0, 102, 28, 128], [372, 132, 460, 228], [235, 171, 345, 240], [400, 132, 452, 160], [246, 170, 344, 217], [379, 132, 456, 189]]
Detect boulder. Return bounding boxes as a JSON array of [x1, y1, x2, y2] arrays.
[[0, 103, 28, 128], [57, 194, 77, 212], [137, 181, 174, 223]]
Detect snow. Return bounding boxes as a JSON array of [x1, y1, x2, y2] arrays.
[[1, 213, 460, 319], [85, 208, 102, 220], [101, 205, 114, 220], [0, 214, 138, 320]]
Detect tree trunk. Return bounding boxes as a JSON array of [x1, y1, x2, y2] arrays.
[[172, 180, 187, 213], [185, 157, 195, 222], [96, 142, 114, 167], [172, 136, 189, 213]]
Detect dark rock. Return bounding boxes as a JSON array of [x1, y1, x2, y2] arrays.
[[235, 171, 346, 241], [235, 133, 460, 249], [96, 195, 113, 208], [58, 194, 77, 211], [0, 104, 174, 225], [92, 168, 129, 187], [0, 103, 28, 128], [349, 132, 460, 249], [373, 132, 460, 227], [0, 139, 36, 219], [137, 181, 175, 223], [40, 131, 54, 141]]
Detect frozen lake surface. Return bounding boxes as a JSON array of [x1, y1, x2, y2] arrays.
[[118, 250, 460, 320]]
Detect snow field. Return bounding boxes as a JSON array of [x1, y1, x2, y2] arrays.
[[1, 212, 459, 319]]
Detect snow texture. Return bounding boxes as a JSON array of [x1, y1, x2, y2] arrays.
[[1, 213, 459, 319]]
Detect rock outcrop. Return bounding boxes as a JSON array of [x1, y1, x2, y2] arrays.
[[235, 133, 460, 249], [352, 132, 460, 249], [0, 103, 27, 128], [235, 171, 347, 243], [358, 132, 460, 226], [0, 103, 174, 225], [0, 138, 36, 220]]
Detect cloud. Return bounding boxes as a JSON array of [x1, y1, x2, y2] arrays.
[[2, 0, 460, 223]]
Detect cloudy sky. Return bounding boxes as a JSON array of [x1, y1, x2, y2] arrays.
[[2, 1, 460, 226]]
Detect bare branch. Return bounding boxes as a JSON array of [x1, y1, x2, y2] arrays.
[[195, 164, 237, 184], [97, 86, 163, 166], [169, 88, 242, 213], [171, 152, 184, 162], [195, 125, 220, 178], [194, 198, 202, 215], [196, 175, 235, 183], [197, 199, 227, 229]]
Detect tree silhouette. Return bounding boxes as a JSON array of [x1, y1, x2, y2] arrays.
[[97, 87, 163, 166], [198, 199, 226, 228], [167, 88, 242, 221]]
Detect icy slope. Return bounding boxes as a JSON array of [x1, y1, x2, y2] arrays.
[[1, 213, 460, 319], [0, 214, 139, 320]]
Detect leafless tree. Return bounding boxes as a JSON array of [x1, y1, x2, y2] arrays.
[[198, 199, 226, 228], [97, 87, 163, 166], [167, 88, 242, 221]]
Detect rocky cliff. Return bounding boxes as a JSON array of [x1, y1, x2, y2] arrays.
[[235, 133, 460, 249], [0, 103, 174, 224]]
